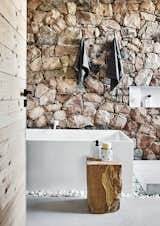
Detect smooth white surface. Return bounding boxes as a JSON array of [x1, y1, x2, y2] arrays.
[[134, 160, 160, 194], [27, 197, 160, 226], [129, 86, 142, 108], [26, 129, 131, 142], [27, 129, 134, 193], [129, 86, 160, 108]]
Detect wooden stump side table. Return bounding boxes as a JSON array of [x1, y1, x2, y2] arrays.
[[87, 159, 122, 214]]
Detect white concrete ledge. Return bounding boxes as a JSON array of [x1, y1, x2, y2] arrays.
[[134, 160, 160, 195]]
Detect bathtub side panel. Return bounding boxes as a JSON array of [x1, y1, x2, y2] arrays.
[[27, 141, 92, 192], [27, 139, 133, 194]]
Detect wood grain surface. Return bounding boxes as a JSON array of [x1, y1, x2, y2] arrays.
[[87, 159, 122, 214], [0, 0, 26, 225]]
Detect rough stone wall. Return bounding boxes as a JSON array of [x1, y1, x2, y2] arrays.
[[27, 0, 160, 160]]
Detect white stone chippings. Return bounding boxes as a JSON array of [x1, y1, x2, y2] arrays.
[[26, 177, 160, 199], [26, 190, 87, 198], [27, 173, 160, 198]]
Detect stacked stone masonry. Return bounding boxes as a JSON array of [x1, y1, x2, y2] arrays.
[[27, 0, 160, 160]]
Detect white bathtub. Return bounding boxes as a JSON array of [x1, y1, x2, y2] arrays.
[[26, 129, 134, 194]]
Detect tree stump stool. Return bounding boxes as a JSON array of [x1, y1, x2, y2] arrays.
[[87, 159, 122, 214]]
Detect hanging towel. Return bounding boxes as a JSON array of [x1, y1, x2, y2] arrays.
[[74, 38, 90, 89], [107, 38, 124, 90]]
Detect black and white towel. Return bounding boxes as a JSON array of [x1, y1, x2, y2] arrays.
[[107, 38, 124, 90], [74, 38, 90, 89]]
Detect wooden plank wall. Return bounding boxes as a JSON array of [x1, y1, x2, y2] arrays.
[[0, 0, 26, 226]]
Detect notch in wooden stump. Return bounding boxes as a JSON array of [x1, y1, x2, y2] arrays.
[[87, 159, 122, 214]]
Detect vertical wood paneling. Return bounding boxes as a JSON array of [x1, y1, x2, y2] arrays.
[[0, 0, 26, 39], [11, 0, 27, 19], [0, 0, 26, 226], [0, 72, 25, 100], [0, 44, 26, 79], [0, 15, 26, 57]]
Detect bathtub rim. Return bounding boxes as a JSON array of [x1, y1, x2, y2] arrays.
[[26, 129, 134, 143]]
